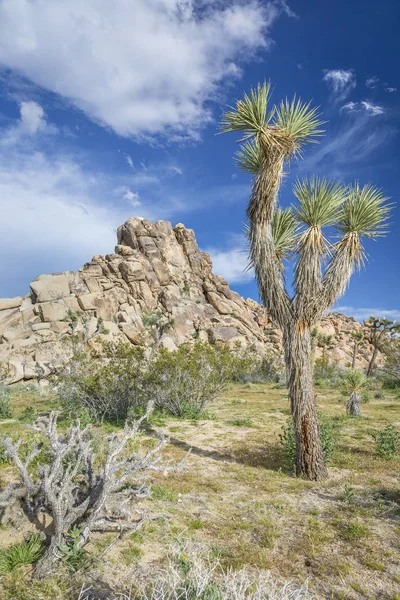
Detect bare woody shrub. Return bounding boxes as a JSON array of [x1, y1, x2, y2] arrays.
[[0, 403, 187, 578]]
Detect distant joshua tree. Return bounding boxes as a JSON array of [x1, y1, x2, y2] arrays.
[[364, 316, 400, 376], [318, 333, 333, 363], [341, 369, 368, 416], [221, 81, 391, 480], [350, 331, 364, 368]]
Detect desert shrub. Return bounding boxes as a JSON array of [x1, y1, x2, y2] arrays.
[[19, 406, 37, 424], [0, 364, 13, 419], [373, 425, 400, 458], [58, 342, 148, 423], [314, 357, 344, 387], [279, 417, 337, 468], [239, 350, 285, 384], [0, 406, 182, 577], [0, 387, 13, 419], [58, 340, 256, 423], [149, 343, 254, 418]]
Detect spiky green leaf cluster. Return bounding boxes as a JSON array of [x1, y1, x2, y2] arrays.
[[244, 207, 299, 264], [272, 208, 300, 260], [219, 81, 274, 140], [342, 369, 368, 393], [336, 183, 391, 238], [293, 177, 347, 228], [274, 97, 324, 150], [220, 82, 324, 169], [235, 139, 262, 174]]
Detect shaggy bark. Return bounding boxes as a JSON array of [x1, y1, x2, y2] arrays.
[[347, 392, 361, 416], [284, 327, 327, 480], [247, 142, 327, 481], [367, 346, 379, 377]]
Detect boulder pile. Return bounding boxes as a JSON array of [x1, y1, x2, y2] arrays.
[[0, 218, 374, 383]]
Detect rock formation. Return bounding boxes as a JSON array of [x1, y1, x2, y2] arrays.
[[0, 218, 375, 383]]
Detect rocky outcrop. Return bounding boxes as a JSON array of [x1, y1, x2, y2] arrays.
[[0, 218, 375, 382]]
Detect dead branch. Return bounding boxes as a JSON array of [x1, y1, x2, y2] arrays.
[[0, 401, 188, 577]]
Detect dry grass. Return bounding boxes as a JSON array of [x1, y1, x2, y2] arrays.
[[0, 382, 399, 600]]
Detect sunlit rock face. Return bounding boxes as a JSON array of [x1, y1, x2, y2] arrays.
[[0, 217, 373, 382]]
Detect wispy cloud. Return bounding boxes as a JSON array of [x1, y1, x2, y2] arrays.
[[323, 69, 356, 100], [341, 100, 385, 116], [125, 154, 134, 169], [0, 0, 287, 140], [299, 104, 394, 177], [336, 306, 400, 322], [115, 186, 141, 208], [384, 86, 397, 93], [366, 76, 379, 89], [277, 0, 299, 19]]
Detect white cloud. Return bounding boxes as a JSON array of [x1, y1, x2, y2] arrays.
[[299, 108, 394, 177], [206, 236, 253, 284], [19, 101, 45, 134], [336, 306, 400, 323], [1, 100, 55, 146], [384, 86, 397, 93], [366, 76, 379, 89], [117, 186, 141, 208], [341, 100, 386, 116], [361, 101, 385, 116], [125, 154, 134, 169], [341, 101, 358, 113], [0, 0, 283, 140], [277, 0, 298, 18], [323, 69, 356, 99]]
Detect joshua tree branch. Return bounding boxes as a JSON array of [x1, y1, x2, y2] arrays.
[[313, 239, 356, 321], [247, 149, 292, 330], [293, 235, 323, 326]]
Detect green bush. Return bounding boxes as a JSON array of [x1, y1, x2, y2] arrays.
[[58, 342, 148, 424], [149, 342, 254, 418], [373, 425, 400, 458], [19, 406, 37, 424], [0, 535, 44, 574], [314, 357, 344, 387], [58, 341, 255, 423], [0, 386, 13, 419], [236, 349, 285, 384], [279, 416, 337, 467]]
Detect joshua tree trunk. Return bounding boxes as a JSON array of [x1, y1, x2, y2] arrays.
[[367, 346, 379, 377], [284, 327, 327, 480], [352, 342, 359, 369], [347, 392, 361, 416]]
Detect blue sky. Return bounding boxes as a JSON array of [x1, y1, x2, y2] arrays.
[[0, 0, 398, 322]]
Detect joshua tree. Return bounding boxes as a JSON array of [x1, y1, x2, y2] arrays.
[[341, 369, 368, 416], [318, 333, 333, 363], [364, 316, 400, 376], [350, 331, 364, 368], [221, 81, 391, 480]]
